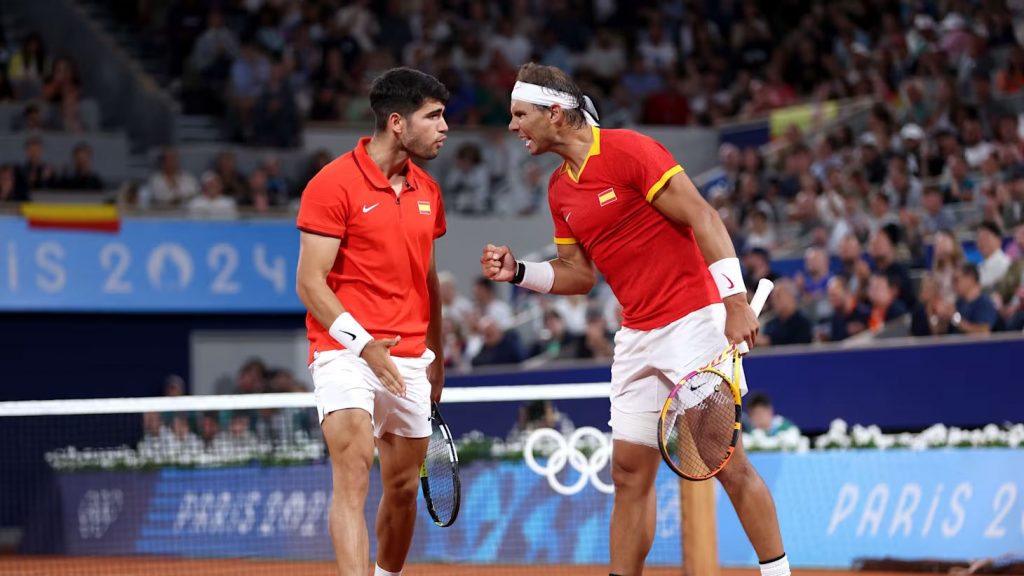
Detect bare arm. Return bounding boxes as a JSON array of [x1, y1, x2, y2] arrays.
[[295, 231, 345, 329], [550, 242, 596, 295], [480, 241, 596, 295], [650, 172, 759, 347], [649, 172, 737, 273], [295, 230, 405, 394], [425, 251, 445, 403]]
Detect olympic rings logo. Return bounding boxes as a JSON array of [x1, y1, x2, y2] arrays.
[[523, 427, 614, 495]]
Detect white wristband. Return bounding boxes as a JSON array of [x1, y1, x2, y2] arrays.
[[329, 312, 374, 357], [708, 257, 746, 299], [515, 260, 555, 293]]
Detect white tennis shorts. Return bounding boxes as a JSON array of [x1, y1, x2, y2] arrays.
[[608, 303, 748, 449], [309, 348, 435, 439]]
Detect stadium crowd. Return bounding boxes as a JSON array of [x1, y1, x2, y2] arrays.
[[0, 0, 1023, 364]]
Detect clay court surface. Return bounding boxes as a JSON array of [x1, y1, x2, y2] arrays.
[[0, 557, 921, 576]]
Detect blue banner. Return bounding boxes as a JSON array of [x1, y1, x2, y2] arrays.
[[41, 448, 1024, 567], [0, 217, 302, 312]]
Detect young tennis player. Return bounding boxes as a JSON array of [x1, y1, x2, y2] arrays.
[[481, 63, 790, 576], [296, 68, 448, 576]]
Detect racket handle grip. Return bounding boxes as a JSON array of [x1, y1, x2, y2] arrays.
[[736, 278, 774, 355]]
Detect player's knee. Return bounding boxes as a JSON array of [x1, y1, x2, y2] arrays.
[[716, 451, 754, 490], [382, 473, 420, 506]]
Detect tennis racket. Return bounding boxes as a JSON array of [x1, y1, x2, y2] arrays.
[[419, 402, 460, 527], [658, 278, 774, 481]]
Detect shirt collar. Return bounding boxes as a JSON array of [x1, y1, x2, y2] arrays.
[[353, 137, 419, 192]]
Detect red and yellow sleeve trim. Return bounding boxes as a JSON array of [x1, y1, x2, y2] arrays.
[[553, 237, 578, 245], [644, 165, 684, 203]]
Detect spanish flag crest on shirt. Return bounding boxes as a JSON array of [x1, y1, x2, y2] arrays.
[[597, 188, 617, 207]]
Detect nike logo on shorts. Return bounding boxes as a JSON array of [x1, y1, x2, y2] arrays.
[[363, 203, 380, 213]]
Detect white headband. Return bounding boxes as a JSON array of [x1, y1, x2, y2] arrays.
[[511, 81, 599, 126]]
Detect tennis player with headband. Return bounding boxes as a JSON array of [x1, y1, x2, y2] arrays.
[[481, 63, 790, 576]]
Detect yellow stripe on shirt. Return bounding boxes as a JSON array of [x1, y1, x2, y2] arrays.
[[553, 237, 578, 245], [644, 165, 684, 203]]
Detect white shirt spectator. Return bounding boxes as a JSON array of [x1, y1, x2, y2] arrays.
[[145, 170, 199, 206], [483, 299, 514, 330], [979, 248, 1012, 289]]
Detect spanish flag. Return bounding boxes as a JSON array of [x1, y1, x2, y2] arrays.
[[21, 203, 120, 233], [598, 188, 617, 207], [417, 200, 431, 215]]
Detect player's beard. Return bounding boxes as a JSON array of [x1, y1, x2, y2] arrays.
[[403, 128, 441, 161]]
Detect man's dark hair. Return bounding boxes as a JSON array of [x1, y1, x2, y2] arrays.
[[978, 220, 1003, 239], [369, 68, 449, 131], [516, 62, 588, 128], [747, 392, 773, 410], [959, 262, 980, 283]]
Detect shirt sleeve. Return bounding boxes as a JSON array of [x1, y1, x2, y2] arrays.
[[296, 172, 347, 238], [547, 172, 577, 245], [619, 131, 685, 203]]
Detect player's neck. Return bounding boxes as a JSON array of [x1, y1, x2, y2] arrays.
[[552, 126, 594, 175], [366, 134, 410, 183]]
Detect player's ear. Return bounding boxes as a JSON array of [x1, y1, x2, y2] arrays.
[[388, 111, 405, 135], [548, 104, 562, 126]]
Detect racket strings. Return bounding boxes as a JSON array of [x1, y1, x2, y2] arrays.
[[423, 420, 457, 522], [663, 369, 738, 478]]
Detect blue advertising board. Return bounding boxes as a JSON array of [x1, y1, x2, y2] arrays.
[[43, 448, 1024, 567], [0, 217, 302, 312]]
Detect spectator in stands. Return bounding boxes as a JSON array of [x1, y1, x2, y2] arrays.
[[507, 399, 574, 444], [744, 392, 799, 437], [198, 411, 220, 450], [242, 167, 271, 212], [579, 308, 615, 360], [57, 142, 103, 190], [188, 171, 238, 219], [530, 309, 584, 360], [976, 221, 1011, 291], [0, 164, 29, 203], [824, 276, 869, 342], [169, 414, 203, 454], [7, 32, 47, 98], [470, 316, 525, 367], [438, 270, 473, 326], [252, 62, 301, 148], [15, 136, 54, 191], [948, 263, 1000, 334], [742, 246, 778, 289], [911, 274, 950, 337], [213, 413, 258, 455], [932, 229, 965, 302], [145, 147, 199, 207], [797, 246, 832, 316], [163, 374, 186, 396], [867, 272, 909, 332], [473, 277, 513, 329], [759, 279, 813, 346], [212, 150, 248, 201], [869, 224, 916, 309], [41, 58, 80, 104], [230, 358, 267, 395], [227, 41, 271, 141], [12, 103, 44, 132], [261, 154, 292, 204], [446, 142, 490, 214], [190, 8, 239, 83], [920, 184, 956, 235]]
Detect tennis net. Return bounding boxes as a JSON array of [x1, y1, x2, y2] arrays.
[[0, 384, 692, 576]]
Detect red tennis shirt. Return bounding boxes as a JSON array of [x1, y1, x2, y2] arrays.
[[547, 126, 719, 330], [297, 138, 446, 362]]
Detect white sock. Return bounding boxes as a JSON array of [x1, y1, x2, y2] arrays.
[[374, 564, 401, 576], [760, 554, 790, 576]]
